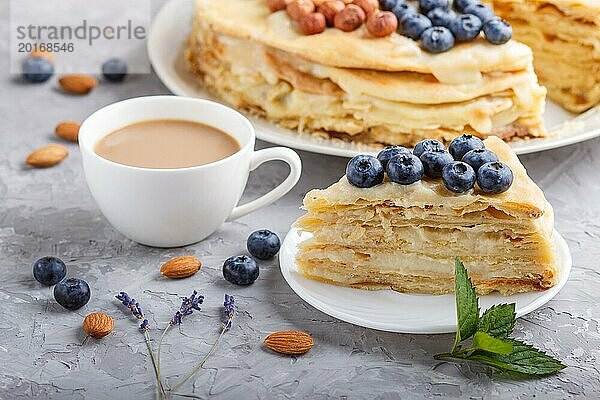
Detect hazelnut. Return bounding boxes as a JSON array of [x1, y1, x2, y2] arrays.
[[287, 0, 316, 20], [366, 11, 397, 37], [333, 4, 366, 31], [267, 0, 292, 12], [299, 12, 327, 34], [317, 0, 345, 26], [353, 0, 379, 17]]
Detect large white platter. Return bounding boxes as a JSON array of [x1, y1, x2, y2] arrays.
[[148, 0, 600, 156], [279, 228, 571, 334]]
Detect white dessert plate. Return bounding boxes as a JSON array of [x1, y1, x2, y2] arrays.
[[148, 0, 600, 157], [279, 227, 571, 334]]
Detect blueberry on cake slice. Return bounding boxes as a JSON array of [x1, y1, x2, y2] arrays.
[[489, 0, 600, 113], [187, 0, 547, 147], [294, 135, 558, 295]]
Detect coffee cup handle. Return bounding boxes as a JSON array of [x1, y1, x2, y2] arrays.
[[226, 147, 302, 221]]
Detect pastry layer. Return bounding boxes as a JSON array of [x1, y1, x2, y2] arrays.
[[491, 0, 600, 112], [294, 137, 559, 295], [188, 0, 547, 147]]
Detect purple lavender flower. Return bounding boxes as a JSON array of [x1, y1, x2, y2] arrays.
[[223, 294, 235, 331], [170, 290, 204, 325], [116, 291, 147, 330]]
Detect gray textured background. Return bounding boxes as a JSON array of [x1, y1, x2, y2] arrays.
[[1, 1, 599, 399]]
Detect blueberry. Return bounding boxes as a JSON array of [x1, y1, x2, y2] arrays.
[[419, 0, 449, 14], [32, 256, 67, 286], [420, 149, 454, 178], [461, 148, 499, 172], [413, 138, 446, 158], [398, 13, 432, 40], [449, 14, 482, 41], [377, 146, 410, 169], [22, 57, 54, 83], [442, 161, 476, 193], [346, 155, 384, 188], [421, 26, 455, 53], [427, 8, 456, 28], [247, 229, 281, 260], [102, 58, 128, 82], [53, 278, 91, 310], [392, 2, 417, 20], [448, 134, 485, 160], [223, 255, 259, 285], [463, 2, 495, 22], [453, 0, 478, 12], [386, 153, 424, 184], [483, 17, 512, 44], [380, 0, 399, 11], [477, 161, 513, 193]]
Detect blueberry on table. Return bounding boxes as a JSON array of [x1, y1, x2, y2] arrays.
[[450, 14, 482, 42], [379, 0, 399, 11], [483, 17, 512, 44], [462, 2, 495, 23], [442, 161, 476, 193], [102, 58, 128, 82], [346, 155, 384, 188], [419, 0, 449, 14], [398, 13, 432, 40], [22, 57, 54, 83], [392, 2, 417, 20], [453, 0, 478, 12], [413, 138, 446, 158], [377, 145, 410, 169], [461, 148, 499, 172], [386, 153, 424, 185], [223, 255, 259, 285], [33, 256, 67, 286], [448, 134, 485, 160], [477, 161, 513, 193], [247, 229, 281, 260], [427, 8, 456, 28], [54, 278, 91, 310], [420, 149, 455, 178], [421, 26, 455, 53]]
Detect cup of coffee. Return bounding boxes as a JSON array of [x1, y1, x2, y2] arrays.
[[79, 96, 302, 247]]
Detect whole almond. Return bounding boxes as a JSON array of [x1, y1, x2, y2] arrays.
[[59, 75, 97, 94], [264, 330, 314, 355], [83, 312, 114, 339], [26, 144, 69, 168], [30, 49, 55, 63], [334, 4, 366, 31], [287, 0, 316, 20], [317, 1, 345, 26], [160, 255, 202, 279], [55, 121, 80, 142]]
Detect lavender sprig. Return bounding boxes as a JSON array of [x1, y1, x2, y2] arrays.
[[222, 294, 235, 331]]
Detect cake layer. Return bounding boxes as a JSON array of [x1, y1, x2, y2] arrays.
[[491, 0, 600, 112], [188, 17, 546, 146]]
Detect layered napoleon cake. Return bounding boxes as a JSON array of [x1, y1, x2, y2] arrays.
[[489, 0, 600, 113], [294, 136, 558, 295], [186, 0, 547, 147]]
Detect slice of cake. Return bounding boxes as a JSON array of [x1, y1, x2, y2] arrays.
[[490, 0, 600, 113], [187, 0, 547, 147], [294, 136, 558, 295]]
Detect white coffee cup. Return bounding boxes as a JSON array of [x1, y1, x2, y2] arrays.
[[79, 96, 302, 247]]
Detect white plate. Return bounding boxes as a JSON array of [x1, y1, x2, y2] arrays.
[[279, 228, 571, 334], [148, 0, 600, 156]]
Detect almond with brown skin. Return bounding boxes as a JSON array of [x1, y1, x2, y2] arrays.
[[55, 121, 80, 142], [59, 75, 97, 94], [334, 4, 366, 31], [83, 312, 114, 339], [317, 0, 345, 26], [264, 330, 314, 355], [26, 144, 69, 168], [160, 255, 202, 279]]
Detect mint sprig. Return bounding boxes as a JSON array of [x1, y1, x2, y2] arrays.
[[434, 258, 566, 376]]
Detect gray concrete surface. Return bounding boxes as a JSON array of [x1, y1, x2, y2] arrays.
[[1, 1, 599, 399]]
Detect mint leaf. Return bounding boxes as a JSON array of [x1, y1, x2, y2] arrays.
[[453, 258, 479, 349], [478, 303, 516, 338], [466, 339, 566, 376], [472, 332, 513, 354]]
